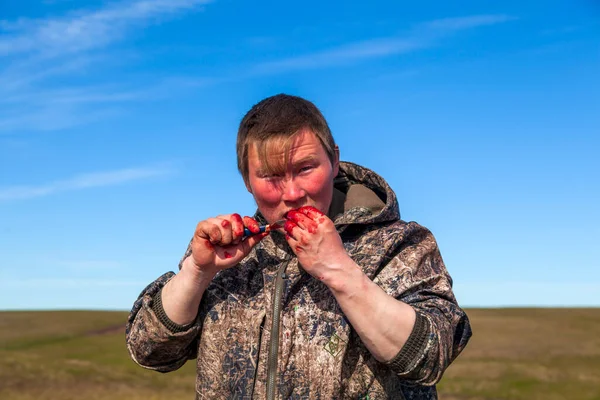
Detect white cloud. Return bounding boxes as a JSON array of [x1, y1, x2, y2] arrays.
[[1, 85, 144, 107], [0, 0, 212, 56], [0, 165, 176, 201], [0, 0, 213, 134], [422, 14, 517, 31], [0, 10, 515, 133], [252, 14, 516, 75], [0, 55, 101, 93], [0, 104, 121, 132], [254, 38, 426, 74], [0, 76, 221, 133]]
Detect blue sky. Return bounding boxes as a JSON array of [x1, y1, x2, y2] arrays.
[[0, 0, 598, 310]]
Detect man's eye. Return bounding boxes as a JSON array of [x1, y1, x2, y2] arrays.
[[299, 166, 314, 173], [262, 173, 282, 179]]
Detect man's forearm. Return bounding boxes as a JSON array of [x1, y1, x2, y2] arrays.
[[324, 256, 416, 362], [160, 256, 216, 325]]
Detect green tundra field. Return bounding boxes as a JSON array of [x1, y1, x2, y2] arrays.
[[1, 308, 599, 400]]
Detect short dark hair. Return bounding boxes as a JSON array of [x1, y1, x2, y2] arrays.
[[236, 94, 337, 186]]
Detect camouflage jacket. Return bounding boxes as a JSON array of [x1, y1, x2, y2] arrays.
[[126, 161, 472, 400]]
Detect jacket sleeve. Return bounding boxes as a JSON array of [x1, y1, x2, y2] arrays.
[[373, 221, 472, 385], [125, 243, 201, 373]]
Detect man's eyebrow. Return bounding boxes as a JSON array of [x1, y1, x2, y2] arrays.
[[255, 154, 319, 175], [292, 155, 318, 165]]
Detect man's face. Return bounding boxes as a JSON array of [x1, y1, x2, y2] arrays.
[[246, 129, 339, 224]]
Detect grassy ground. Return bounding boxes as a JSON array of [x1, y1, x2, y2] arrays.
[[437, 308, 600, 400], [1, 309, 599, 399]]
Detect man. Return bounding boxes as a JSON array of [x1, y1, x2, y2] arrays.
[[126, 94, 472, 399]]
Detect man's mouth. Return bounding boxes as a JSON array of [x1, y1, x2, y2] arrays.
[[282, 209, 295, 219]]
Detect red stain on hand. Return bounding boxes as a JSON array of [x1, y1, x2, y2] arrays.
[[299, 206, 324, 219], [223, 251, 233, 259], [286, 210, 301, 221], [221, 220, 230, 228], [284, 220, 297, 235], [258, 232, 269, 240], [287, 209, 318, 233], [203, 240, 214, 250], [231, 213, 244, 236], [243, 216, 260, 234]]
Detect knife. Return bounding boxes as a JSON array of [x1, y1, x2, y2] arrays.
[[243, 219, 286, 238]]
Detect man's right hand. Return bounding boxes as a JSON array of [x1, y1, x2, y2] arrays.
[[186, 213, 266, 275], [160, 214, 266, 326]]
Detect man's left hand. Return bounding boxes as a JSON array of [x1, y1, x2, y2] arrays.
[[283, 206, 352, 282]]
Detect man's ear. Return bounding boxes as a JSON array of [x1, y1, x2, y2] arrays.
[[245, 180, 253, 194]]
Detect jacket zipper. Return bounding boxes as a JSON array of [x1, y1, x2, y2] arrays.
[[250, 314, 266, 397], [266, 258, 290, 400]]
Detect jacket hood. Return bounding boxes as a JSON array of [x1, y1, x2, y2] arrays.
[[331, 161, 400, 226]]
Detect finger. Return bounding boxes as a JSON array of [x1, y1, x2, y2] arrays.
[[243, 216, 261, 234], [284, 220, 299, 240], [194, 221, 207, 240], [209, 220, 225, 243], [230, 213, 245, 242], [192, 223, 218, 266], [216, 216, 233, 245], [217, 231, 268, 263], [283, 230, 305, 254], [286, 210, 318, 233], [197, 220, 223, 244], [298, 205, 326, 222], [195, 221, 211, 241]]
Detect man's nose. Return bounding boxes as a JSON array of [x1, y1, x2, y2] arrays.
[[281, 178, 306, 202]]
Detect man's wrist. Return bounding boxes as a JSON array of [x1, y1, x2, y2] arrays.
[[323, 256, 367, 298], [180, 256, 217, 287], [159, 258, 215, 326]]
